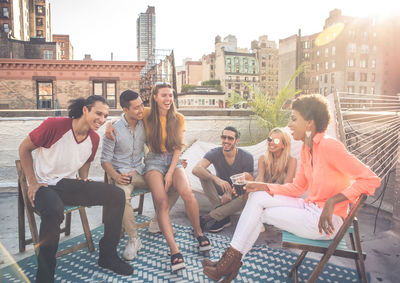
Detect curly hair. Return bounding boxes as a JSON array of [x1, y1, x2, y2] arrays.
[[291, 94, 331, 132]]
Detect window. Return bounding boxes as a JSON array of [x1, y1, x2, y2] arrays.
[[316, 50, 320, 57], [324, 48, 329, 57], [360, 73, 368, 82], [3, 23, 9, 33], [347, 72, 355, 81], [348, 43, 356, 53], [347, 86, 355, 93], [362, 31, 368, 40], [316, 63, 319, 71], [360, 59, 367, 68], [325, 61, 329, 70], [360, 86, 367, 94], [36, 18, 43, 26], [371, 73, 376, 82], [348, 30, 356, 39], [360, 44, 369, 54], [37, 30, 44, 37], [93, 81, 117, 108], [324, 74, 328, 83], [36, 5, 44, 15], [37, 81, 53, 109], [371, 59, 376, 68], [347, 58, 355, 67], [2, 7, 9, 18], [43, 50, 53, 59], [331, 73, 335, 84], [331, 60, 335, 69], [371, 87, 375, 94], [331, 46, 336, 56]]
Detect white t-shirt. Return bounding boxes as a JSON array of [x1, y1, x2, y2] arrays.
[[29, 117, 99, 185]]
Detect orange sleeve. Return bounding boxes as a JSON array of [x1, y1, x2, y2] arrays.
[[323, 139, 380, 203]]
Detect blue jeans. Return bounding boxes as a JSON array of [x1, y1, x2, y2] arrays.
[[144, 152, 183, 175]]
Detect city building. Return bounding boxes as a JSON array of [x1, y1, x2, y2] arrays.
[[184, 60, 202, 86], [0, 0, 30, 41], [29, 0, 51, 41], [251, 35, 279, 97], [0, 0, 64, 60], [176, 70, 185, 93], [139, 49, 176, 104], [0, 32, 60, 59], [278, 9, 400, 98], [0, 58, 145, 109], [136, 6, 155, 62], [52, 34, 73, 60], [214, 35, 259, 106], [178, 86, 224, 109], [201, 52, 216, 81]]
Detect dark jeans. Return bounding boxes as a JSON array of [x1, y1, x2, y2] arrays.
[[34, 178, 125, 283]]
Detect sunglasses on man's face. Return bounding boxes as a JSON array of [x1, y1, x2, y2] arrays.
[[267, 137, 280, 145], [221, 135, 235, 141]]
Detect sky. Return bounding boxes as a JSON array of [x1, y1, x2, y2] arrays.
[[49, 0, 399, 65]]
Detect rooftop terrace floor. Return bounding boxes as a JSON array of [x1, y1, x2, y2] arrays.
[[1, 187, 399, 282]]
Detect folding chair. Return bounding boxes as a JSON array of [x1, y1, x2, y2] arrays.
[[16, 160, 95, 258], [282, 194, 368, 283], [103, 172, 151, 229]]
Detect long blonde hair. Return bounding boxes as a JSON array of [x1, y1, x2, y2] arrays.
[[147, 83, 183, 153], [263, 128, 291, 184]]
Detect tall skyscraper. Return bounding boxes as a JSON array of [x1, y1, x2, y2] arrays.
[[136, 6, 155, 62]]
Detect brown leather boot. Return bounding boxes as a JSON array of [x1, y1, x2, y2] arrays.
[[202, 258, 216, 267], [203, 246, 242, 282]]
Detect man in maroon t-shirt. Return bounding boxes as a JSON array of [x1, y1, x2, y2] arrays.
[[19, 96, 133, 282]]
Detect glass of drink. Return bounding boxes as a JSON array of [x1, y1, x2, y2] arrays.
[[230, 173, 247, 196]]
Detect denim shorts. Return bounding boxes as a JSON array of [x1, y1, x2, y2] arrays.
[[144, 152, 183, 175]]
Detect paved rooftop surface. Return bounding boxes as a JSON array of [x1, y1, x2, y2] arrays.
[[1, 186, 399, 282]]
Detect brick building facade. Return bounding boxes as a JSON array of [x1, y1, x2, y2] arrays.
[[0, 59, 145, 109]]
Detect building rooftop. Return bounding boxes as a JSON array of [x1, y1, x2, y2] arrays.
[[0, 186, 399, 282]]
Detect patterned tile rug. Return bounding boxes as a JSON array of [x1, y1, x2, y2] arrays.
[[2, 215, 363, 282]]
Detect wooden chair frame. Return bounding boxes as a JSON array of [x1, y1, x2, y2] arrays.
[[16, 160, 94, 258], [282, 194, 368, 283]]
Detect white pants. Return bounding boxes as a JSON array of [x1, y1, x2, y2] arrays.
[[230, 191, 343, 256]]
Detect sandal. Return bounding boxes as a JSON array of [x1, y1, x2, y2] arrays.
[[197, 235, 212, 252], [171, 252, 185, 272]]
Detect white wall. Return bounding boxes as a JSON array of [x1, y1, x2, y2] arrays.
[[0, 116, 263, 186]]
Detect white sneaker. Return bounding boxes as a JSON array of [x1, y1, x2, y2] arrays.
[[148, 220, 176, 234], [122, 237, 142, 261]]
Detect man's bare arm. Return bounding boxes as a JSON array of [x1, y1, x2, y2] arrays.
[[19, 136, 47, 206]]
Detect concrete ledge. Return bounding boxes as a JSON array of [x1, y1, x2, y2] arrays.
[[0, 108, 253, 118]]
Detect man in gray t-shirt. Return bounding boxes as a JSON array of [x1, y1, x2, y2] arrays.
[[192, 126, 254, 233]]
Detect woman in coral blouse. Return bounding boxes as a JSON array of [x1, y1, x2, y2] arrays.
[[203, 94, 381, 282]]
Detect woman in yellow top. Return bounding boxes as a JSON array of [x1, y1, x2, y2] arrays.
[[143, 82, 211, 271]]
